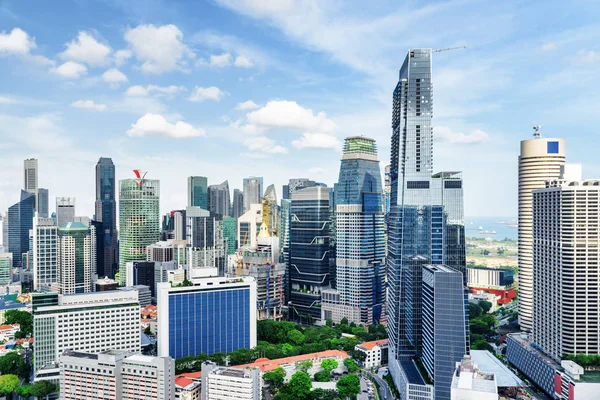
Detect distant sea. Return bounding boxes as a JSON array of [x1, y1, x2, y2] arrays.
[[465, 217, 518, 241]]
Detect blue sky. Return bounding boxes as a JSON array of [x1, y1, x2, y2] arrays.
[[1, 0, 600, 218]]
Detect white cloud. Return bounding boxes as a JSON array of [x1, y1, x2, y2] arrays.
[[59, 31, 112, 67], [309, 167, 325, 175], [247, 100, 336, 133], [125, 85, 149, 96], [0, 28, 36, 54], [71, 100, 108, 111], [102, 68, 128, 87], [236, 100, 259, 110], [124, 24, 195, 74], [539, 42, 559, 52], [292, 132, 341, 150], [434, 126, 489, 144], [114, 49, 132, 66], [234, 55, 253, 68], [574, 49, 600, 65], [127, 113, 205, 138], [0, 96, 18, 104], [51, 61, 88, 79], [189, 86, 225, 102], [244, 136, 287, 154], [210, 53, 232, 67], [126, 85, 186, 97]]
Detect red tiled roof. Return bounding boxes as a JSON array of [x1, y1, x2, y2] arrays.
[[0, 324, 19, 331], [232, 350, 349, 373], [357, 339, 388, 351], [178, 371, 202, 379]]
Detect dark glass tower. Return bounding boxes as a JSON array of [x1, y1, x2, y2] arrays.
[[232, 189, 244, 219], [95, 157, 117, 278], [188, 176, 208, 209], [8, 190, 35, 268], [387, 49, 467, 396], [289, 186, 331, 322], [208, 181, 231, 217]]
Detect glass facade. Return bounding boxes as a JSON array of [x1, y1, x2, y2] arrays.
[[232, 189, 244, 219], [8, 190, 35, 268], [188, 176, 208, 210], [168, 287, 252, 358], [57, 222, 96, 294], [387, 49, 468, 394], [243, 177, 262, 212], [118, 178, 160, 286], [223, 217, 237, 255], [0, 255, 10, 285], [95, 158, 117, 278], [289, 187, 331, 321], [208, 181, 230, 217], [333, 136, 385, 324]]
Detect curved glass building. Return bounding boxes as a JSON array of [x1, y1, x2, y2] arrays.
[[118, 173, 160, 285]]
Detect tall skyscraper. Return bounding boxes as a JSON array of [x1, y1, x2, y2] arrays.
[[421, 265, 467, 400], [533, 175, 600, 362], [289, 186, 331, 321], [518, 131, 565, 332], [387, 49, 467, 398], [232, 189, 244, 219], [0, 212, 7, 252], [38, 188, 49, 218], [208, 180, 231, 217], [56, 197, 76, 227], [8, 190, 35, 268], [243, 177, 262, 212], [322, 137, 385, 325], [33, 213, 58, 291], [0, 253, 12, 284], [118, 171, 160, 286], [56, 221, 96, 294], [285, 178, 316, 200], [157, 277, 257, 359], [188, 176, 209, 209], [24, 158, 38, 210], [186, 207, 226, 277], [223, 216, 237, 255], [95, 157, 118, 278]]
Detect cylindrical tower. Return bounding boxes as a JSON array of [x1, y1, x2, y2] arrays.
[[518, 133, 565, 331]]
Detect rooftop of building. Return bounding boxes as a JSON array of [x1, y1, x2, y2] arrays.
[[424, 264, 460, 274], [62, 350, 100, 360], [0, 324, 19, 331], [356, 339, 389, 351], [399, 359, 426, 385], [470, 350, 524, 387], [0, 299, 26, 310], [233, 350, 349, 373], [507, 333, 561, 370], [175, 375, 201, 390], [212, 367, 256, 378], [59, 221, 88, 230]]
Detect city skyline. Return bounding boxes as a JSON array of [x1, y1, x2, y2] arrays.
[[2, 1, 599, 219]]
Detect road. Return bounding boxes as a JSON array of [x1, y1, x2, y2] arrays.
[[370, 368, 393, 400]]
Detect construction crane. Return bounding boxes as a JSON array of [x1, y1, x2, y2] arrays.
[[433, 45, 467, 53]]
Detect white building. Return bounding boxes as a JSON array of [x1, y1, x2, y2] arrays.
[[175, 374, 201, 400], [0, 323, 20, 341], [33, 213, 58, 291], [119, 285, 151, 308], [59, 349, 175, 400], [237, 204, 262, 250], [24, 158, 38, 210], [355, 339, 389, 369], [56, 221, 96, 294], [518, 131, 566, 331], [201, 362, 261, 400], [56, 197, 76, 228], [450, 355, 497, 400], [33, 290, 141, 381], [533, 177, 600, 361]]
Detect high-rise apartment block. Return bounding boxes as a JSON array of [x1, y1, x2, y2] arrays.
[[243, 177, 262, 212], [24, 158, 38, 210], [33, 290, 140, 381], [8, 190, 35, 267], [186, 207, 226, 277], [209, 180, 231, 217], [33, 213, 58, 291], [201, 362, 261, 400], [322, 136, 385, 325], [59, 350, 175, 400], [56, 197, 76, 228], [95, 157, 118, 278], [157, 277, 257, 359], [387, 49, 467, 399], [289, 186, 331, 321], [422, 265, 467, 400], [38, 188, 49, 218], [118, 171, 160, 285], [56, 221, 96, 294], [188, 176, 209, 210], [518, 132, 565, 332]]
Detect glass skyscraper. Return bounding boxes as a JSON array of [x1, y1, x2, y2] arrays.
[[208, 180, 230, 217], [118, 173, 160, 286], [95, 157, 117, 278], [8, 190, 35, 268], [387, 49, 467, 398], [38, 188, 49, 218], [223, 216, 237, 255], [188, 176, 208, 210], [243, 177, 262, 212], [322, 137, 385, 325], [289, 186, 331, 322], [57, 221, 96, 294]]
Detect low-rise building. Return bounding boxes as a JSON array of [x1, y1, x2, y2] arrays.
[[201, 362, 261, 400], [450, 355, 497, 400], [0, 297, 26, 324], [119, 285, 151, 307], [0, 323, 20, 341], [175, 372, 201, 400], [355, 339, 388, 369]]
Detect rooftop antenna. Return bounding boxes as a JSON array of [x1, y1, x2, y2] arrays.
[[433, 45, 468, 53], [533, 125, 542, 139]]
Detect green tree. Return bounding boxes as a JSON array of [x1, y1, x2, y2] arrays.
[[16, 384, 31, 397], [144, 326, 152, 335], [497, 248, 505, 255], [471, 340, 494, 352], [296, 359, 312, 372], [0, 352, 30, 379], [336, 374, 361, 399], [320, 359, 338, 372], [469, 319, 491, 335], [263, 367, 286, 392], [481, 249, 490, 256], [343, 358, 360, 373], [283, 372, 312, 400], [288, 329, 306, 346], [340, 317, 349, 326], [30, 380, 58, 399], [282, 343, 294, 355], [314, 370, 331, 382], [3, 310, 33, 336], [478, 301, 493, 314], [0, 374, 20, 399], [325, 318, 333, 328], [309, 389, 340, 400], [209, 352, 227, 366], [228, 348, 256, 366], [468, 303, 483, 319]]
